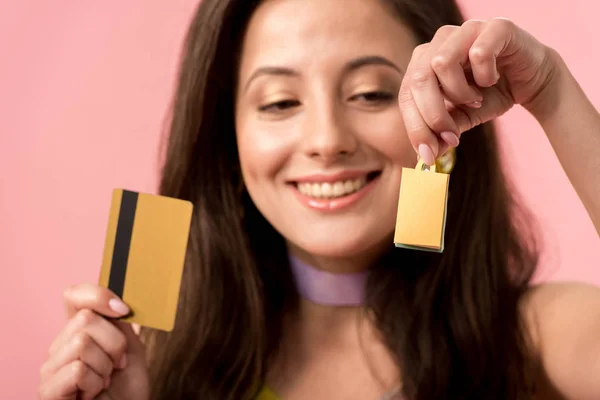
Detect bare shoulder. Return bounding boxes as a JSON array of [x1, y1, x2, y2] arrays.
[[521, 281, 600, 399], [523, 280, 600, 311], [523, 281, 600, 321], [521, 281, 600, 343]]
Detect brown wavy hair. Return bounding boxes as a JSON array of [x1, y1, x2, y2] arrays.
[[140, 0, 540, 398]]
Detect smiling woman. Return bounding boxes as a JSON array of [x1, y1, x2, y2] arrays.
[[37, 0, 600, 399]]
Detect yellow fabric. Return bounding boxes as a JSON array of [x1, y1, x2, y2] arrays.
[[256, 386, 279, 400]]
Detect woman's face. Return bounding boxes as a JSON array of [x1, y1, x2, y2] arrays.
[[235, 0, 417, 267]]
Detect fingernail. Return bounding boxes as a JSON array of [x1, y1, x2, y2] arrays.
[[467, 100, 482, 108], [109, 298, 130, 316], [117, 354, 127, 369], [418, 144, 435, 166], [440, 131, 459, 147]]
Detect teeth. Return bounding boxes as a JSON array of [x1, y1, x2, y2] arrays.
[[333, 182, 344, 196], [297, 177, 367, 199], [344, 181, 354, 192], [311, 183, 322, 197]]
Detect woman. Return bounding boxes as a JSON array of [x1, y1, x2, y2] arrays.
[[38, 0, 600, 399]]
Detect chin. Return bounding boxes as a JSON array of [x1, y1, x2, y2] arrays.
[[287, 229, 394, 260]]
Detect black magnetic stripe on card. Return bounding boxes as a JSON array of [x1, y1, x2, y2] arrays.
[[108, 190, 138, 298]]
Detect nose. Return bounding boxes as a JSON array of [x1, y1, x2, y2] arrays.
[[302, 105, 358, 163]]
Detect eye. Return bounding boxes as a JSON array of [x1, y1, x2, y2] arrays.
[[349, 91, 395, 104], [258, 99, 301, 113]]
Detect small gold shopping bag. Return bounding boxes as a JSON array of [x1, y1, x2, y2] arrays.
[[394, 157, 451, 252]]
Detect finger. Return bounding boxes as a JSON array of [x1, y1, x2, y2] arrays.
[[430, 24, 459, 46], [41, 332, 114, 382], [63, 283, 130, 320], [447, 85, 513, 134], [468, 18, 513, 88], [431, 21, 485, 106], [38, 361, 105, 400], [408, 62, 460, 137], [406, 41, 462, 149], [398, 86, 447, 165], [49, 310, 127, 367]]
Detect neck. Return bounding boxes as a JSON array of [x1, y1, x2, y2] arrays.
[[286, 241, 387, 273]]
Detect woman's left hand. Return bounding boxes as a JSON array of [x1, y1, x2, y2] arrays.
[[399, 18, 561, 164]]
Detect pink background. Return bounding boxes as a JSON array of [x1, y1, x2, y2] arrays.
[[1, 1, 598, 398]]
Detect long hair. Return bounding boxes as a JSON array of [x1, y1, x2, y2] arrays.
[[140, 0, 540, 399]]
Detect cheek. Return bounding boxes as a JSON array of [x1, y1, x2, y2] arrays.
[[349, 108, 415, 168], [236, 117, 298, 186]]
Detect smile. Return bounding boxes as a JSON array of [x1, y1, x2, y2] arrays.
[[288, 171, 381, 211]]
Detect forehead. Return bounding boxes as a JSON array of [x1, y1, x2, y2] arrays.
[[239, 0, 416, 72]]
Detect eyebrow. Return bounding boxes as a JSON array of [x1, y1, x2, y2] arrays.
[[243, 55, 403, 93], [344, 55, 403, 75]]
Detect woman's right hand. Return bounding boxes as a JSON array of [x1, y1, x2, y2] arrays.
[[39, 284, 150, 400]]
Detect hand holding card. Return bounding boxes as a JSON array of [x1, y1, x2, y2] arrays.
[[39, 283, 150, 400], [99, 189, 193, 332]]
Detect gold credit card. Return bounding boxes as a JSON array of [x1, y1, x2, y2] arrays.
[[99, 189, 193, 331]]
